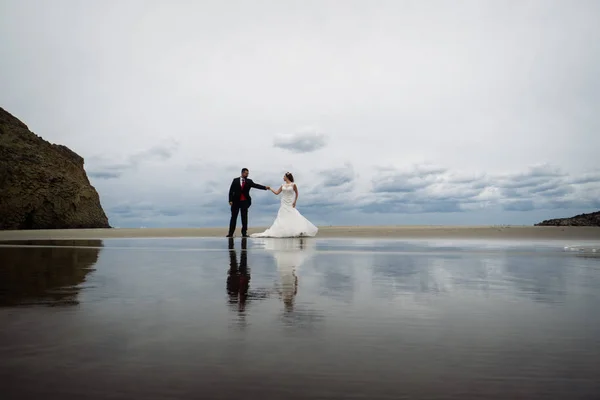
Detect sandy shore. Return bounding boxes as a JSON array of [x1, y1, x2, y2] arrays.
[[0, 225, 599, 241]]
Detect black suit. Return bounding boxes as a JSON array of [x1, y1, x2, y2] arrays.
[[227, 177, 267, 236]]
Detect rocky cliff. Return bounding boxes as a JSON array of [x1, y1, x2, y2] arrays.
[[0, 107, 110, 230], [535, 211, 600, 227]]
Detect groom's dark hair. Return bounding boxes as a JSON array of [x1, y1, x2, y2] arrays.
[[241, 168, 248, 173]]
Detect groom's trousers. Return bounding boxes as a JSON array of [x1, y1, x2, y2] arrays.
[[228, 200, 249, 236]]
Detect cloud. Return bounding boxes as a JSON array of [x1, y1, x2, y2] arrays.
[[358, 163, 600, 215], [317, 163, 355, 188], [359, 195, 465, 215], [495, 164, 565, 191], [1, 1, 599, 227], [273, 128, 327, 153], [94, 160, 600, 228], [372, 164, 448, 193], [129, 143, 178, 165], [106, 200, 219, 228], [502, 200, 535, 212], [87, 171, 122, 180], [86, 140, 179, 179], [568, 171, 600, 185]]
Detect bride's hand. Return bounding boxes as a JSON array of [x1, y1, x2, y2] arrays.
[[292, 202, 296, 208]]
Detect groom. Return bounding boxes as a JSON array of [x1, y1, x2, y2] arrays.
[[226, 168, 270, 237]]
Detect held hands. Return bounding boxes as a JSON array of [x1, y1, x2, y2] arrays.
[[230, 185, 271, 205]]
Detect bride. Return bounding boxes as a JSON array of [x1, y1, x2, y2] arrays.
[[250, 172, 318, 238]]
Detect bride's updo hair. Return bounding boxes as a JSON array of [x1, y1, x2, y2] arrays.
[[285, 172, 295, 182]]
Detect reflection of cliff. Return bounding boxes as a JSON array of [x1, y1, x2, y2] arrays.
[[0, 240, 103, 306]]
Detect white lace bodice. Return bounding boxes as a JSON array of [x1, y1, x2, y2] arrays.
[[280, 183, 296, 207]]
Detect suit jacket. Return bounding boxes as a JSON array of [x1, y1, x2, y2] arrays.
[[229, 177, 267, 206]]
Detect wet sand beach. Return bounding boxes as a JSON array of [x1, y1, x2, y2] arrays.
[[1, 234, 600, 399], [0, 225, 599, 241]]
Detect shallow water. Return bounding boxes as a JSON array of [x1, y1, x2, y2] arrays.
[[1, 237, 599, 399]]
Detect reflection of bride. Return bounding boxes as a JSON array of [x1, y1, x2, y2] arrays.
[[252, 238, 316, 310]]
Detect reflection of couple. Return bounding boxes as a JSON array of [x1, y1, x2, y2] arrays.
[[226, 168, 318, 238], [226, 237, 315, 311]]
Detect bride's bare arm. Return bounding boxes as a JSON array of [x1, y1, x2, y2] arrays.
[[271, 185, 282, 195], [293, 184, 298, 207]]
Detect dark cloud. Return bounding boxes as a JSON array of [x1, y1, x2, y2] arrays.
[[446, 173, 487, 185], [498, 188, 519, 199], [88, 171, 122, 179], [471, 180, 492, 189], [499, 177, 554, 190], [490, 166, 580, 210], [153, 206, 186, 217], [99, 161, 600, 227], [496, 165, 566, 190], [420, 201, 463, 213], [318, 164, 355, 187], [106, 203, 157, 218], [528, 181, 565, 194], [519, 165, 564, 178], [296, 199, 349, 215], [371, 165, 450, 194], [502, 200, 535, 212], [129, 145, 176, 164], [2, 0, 600, 228], [413, 165, 448, 176], [295, 168, 358, 213], [106, 200, 221, 228], [544, 197, 600, 210], [372, 178, 430, 193], [359, 194, 465, 214], [87, 141, 179, 179], [365, 164, 485, 213], [534, 185, 575, 197], [568, 172, 600, 185], [359, 163, 600, 215], [273, 130, 327, 153]]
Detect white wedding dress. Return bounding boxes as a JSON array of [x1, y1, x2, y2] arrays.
[[250, 183, 318, 238]]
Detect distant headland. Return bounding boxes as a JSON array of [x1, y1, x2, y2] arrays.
[[535, 211, 600, 227]]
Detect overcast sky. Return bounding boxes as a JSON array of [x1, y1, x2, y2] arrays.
[[2, 0, 599, 228]]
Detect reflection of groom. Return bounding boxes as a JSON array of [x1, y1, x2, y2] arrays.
[[227, 237, 250, 310], [227, 168, 270, 237]]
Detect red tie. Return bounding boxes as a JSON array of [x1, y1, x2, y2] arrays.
[[240, 179, 247, 201]]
